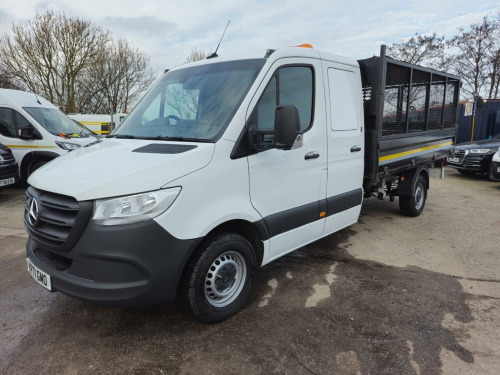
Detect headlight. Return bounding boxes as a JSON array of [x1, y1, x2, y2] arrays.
[[56, 141, 81, 150], [470, 148, 490, 154], [92, 188, 181, 226]]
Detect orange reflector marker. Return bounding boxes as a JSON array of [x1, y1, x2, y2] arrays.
[[319, 211, 326, 217], [401, 177, 405, 181], [294, 43, 314, 49]]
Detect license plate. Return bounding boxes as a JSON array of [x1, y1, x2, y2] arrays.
[[448, 157, 459, 163], [0, 177, 15, 187], [27, 258, 52, 291]]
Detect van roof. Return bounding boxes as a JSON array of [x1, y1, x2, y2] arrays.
[[171, 46, 359, 72], [0, 89, 58, 109]]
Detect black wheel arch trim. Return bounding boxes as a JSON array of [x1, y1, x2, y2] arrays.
[[397, 166, 429, 196]]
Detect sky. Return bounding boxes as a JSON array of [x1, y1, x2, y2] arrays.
[[0, 0, 498, 74]]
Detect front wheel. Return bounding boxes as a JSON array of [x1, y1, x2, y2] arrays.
[[399, 175, 427, 217], [183, 233, 256, 323]]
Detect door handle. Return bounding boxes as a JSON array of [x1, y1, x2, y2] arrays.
[[350, 146, 362, 152], [305, 151, 320, 160]]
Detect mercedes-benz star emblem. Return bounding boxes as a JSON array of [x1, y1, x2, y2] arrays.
[[0, 155, 4, 165], [28, 198, 39, 226]]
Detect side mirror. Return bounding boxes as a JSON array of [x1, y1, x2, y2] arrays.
[[274, 105, 300, 149], [18, 127, 35, 140]]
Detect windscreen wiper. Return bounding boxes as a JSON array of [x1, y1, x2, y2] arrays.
[[113, 134, 136, 139], [151, 135, 214, 143]]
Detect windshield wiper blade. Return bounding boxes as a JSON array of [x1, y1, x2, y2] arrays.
[[151, 136, 214, 143], [114, 134, 136, 139]]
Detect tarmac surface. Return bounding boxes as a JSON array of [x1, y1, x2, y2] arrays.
[[0, 168, 499, 374]]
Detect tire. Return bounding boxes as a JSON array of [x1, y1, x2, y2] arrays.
[[399, 175, 427, 217], [487, 162, 496, 181], [183, 233, 256, 323]]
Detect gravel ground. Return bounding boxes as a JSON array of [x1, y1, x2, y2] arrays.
[[0, 168, 499, 375]]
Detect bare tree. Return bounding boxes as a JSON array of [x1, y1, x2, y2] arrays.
[[77, 39, 156, 113], [183, 48, 207, 64], [388, 33, 445, 67], [447, 16, 498, 98], [486, 14, 500, 99], [0, 10, 157, 114], [0, 66, 24, 90], [0, 10, 110, 112]]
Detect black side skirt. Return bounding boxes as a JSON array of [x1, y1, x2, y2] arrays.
[[258, 188, 363, 240]]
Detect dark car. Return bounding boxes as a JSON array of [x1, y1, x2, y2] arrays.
[[0, 144, 20, 192], [447, 133, 500, 180]]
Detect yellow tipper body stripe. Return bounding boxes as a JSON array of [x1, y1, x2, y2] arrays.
[[379, 141, 453, 162], [6, 145, 58, 149]]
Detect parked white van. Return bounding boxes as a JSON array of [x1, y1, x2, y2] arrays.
[[0, 89, 97, 180], [24, 46, 458, 322]]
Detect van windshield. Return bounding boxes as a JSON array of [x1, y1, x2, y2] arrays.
[[113, 59, 266, 141], [23, 107, 93, 138]]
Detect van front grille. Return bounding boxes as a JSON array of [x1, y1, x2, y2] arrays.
[[24, 186, 93, 251]]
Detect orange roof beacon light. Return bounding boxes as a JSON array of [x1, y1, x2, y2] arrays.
[[294, 43, 314, 49]]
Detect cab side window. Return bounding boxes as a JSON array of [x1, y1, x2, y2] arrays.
[[250, 66, 314, 140], [0, 108, 16, 138]]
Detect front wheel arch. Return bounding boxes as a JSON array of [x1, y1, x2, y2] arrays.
[[21, 151, 59, 181]]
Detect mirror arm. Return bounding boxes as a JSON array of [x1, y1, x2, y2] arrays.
[[247, 124, 274, 152]]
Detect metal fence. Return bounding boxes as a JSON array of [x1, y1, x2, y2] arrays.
[[456, 100, 500, 144]]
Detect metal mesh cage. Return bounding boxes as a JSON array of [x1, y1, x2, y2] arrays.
[[408, 70, 430, 133], [428, 75, 446, 130], [382, 63, 410, 136], [443, 79, 459, 128]]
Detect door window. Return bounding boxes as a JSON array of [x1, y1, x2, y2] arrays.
[[14, 111, 33, 128], [0, 108, 16, 138], [279, 67, 313, 130], [250, 66, 314, 139]]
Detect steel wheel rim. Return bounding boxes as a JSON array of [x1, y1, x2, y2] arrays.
[[205, 251, 247, 308], [414, 182, 424, 211]]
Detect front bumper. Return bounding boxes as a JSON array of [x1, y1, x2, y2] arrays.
[[447, 154, 488, 173], [26, 219, 201, 305], [0, 163, 20, 185]]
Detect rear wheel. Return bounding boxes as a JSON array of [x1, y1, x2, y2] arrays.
[[183, 233, 256, 323], [399, 175, 427, 217]]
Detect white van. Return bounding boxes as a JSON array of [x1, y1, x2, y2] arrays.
[[24, 46, 458, 322], [0, 89, 97, 180]]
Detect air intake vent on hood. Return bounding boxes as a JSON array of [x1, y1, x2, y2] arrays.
[[132, 144, 198, 154]]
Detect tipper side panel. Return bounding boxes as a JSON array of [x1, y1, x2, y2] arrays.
[[358, 47, 460, 189]]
